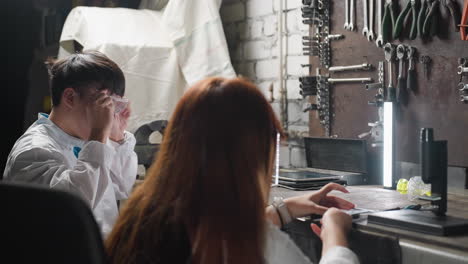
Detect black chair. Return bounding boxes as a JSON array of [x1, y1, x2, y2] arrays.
[[0, 182, 106, 264]]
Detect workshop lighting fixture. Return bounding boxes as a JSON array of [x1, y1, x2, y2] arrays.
[[273, 132, 280, 186], [383, 102, 394, 188]]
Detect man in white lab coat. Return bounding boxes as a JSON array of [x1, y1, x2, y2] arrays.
[[3, 51, 138, 237]]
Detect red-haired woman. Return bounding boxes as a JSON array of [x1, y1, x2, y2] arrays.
[[106, 77, 360, 264]]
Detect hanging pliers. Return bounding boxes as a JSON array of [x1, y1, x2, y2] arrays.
[[417, 0, 429, 36], [382, 0, 397, 42], [441, 0, 461, 32], [394, 0, 419, 39], [422, 0, 439, 36]]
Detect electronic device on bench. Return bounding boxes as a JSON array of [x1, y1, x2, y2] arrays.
[[368, 128, 468, 236], [277, 137, 368, 190]]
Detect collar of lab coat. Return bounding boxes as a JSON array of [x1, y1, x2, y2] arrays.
[[36, 113, 85, 150]]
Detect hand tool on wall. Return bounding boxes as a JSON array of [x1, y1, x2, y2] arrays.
[[458, 58, 468, 102], [299, 76, 318, 97], [345, 0, 350, 29], [368, 0, 376, 41], [422, 0, 439, 36], [382, 0, 397, 42], [417, 0, 429, 36], [358, 120, 383, 144], [384, 43, 396, 101], [303, 18, 325, 26], [363, 0, 370, 38], [461, 0, 468, 40], [350, 0, 356, 30], [366, 61, 386, 107], [394, 0, 418, 39], [303, 103, 320, 112], [396, 45, 407, 103], [328, 77, 373, 83], [407, 46, 417, 92], [302, 0, 331, 67], [442, 0, 461, 32], [460, 83, 468, 102], [458, 66, 468, 74], [328, 63, 372, 72], [375, 0, 385, 46], [325, 34, 345, 40], [420, 55, 432, 79]]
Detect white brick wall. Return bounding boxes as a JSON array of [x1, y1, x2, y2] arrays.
[[286, 79, 302, 99], [221, 0, 309, 168], [256, 59, 279, 79], [287, 34, 304, 56], [286, 55, 309, 76], [263, 15, 277, 36], [246, 0, 274, 18], [251, 19, 264, 39], [257, 80, 280, 99], [244, 40, 271, 60]]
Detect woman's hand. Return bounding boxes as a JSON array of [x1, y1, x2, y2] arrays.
[[284, 183, 355, 218], [310, 208, 352, 256]]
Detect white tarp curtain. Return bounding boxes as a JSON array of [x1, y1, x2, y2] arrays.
[[58, 0, 235, 132]]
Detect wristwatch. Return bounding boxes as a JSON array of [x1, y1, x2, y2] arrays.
[[272, 196, 293, 226]]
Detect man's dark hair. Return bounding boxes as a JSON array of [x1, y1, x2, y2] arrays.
[[46, 51, 125, 107]]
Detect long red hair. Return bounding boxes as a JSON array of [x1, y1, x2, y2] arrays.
[[106, 77, 284, 264]]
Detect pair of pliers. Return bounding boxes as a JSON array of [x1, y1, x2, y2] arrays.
[[382, 0, 397, 42], [394, 0, 419, 39], [442, 0, 461, 32], [421, 0, 440, 37], [461, 0, 468, 40]]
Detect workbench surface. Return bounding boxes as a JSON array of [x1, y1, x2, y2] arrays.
[[271, 185, 468, 254]]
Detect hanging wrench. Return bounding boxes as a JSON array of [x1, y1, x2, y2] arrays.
[[375, 0, 384, 46], [344, 0, 350, 30], [363, 0, 370, 37], [328, 77, 373, 83], [396, 44, 407, 103], [384, 43, 395, 101], [368, 0, 375, 41], [349, 0, 355, 30]]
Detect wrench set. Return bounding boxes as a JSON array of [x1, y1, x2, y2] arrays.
[[299, 74, 331, 136], [458, 58, 468, 103], [382, 43, 417, 104], [301, 0, 331, 68], [301, 0, 333, 136]]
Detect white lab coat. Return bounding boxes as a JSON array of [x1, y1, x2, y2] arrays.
[[3, 114, 137, 237], [265, 222, 360, 264]]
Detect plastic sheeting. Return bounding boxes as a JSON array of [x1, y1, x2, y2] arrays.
[[58, 0, 235, 132]]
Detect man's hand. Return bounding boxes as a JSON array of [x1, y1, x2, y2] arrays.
[[284, 183, 355, 218], [88, 91, 114, 143], [110, 102, 131, 142]]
